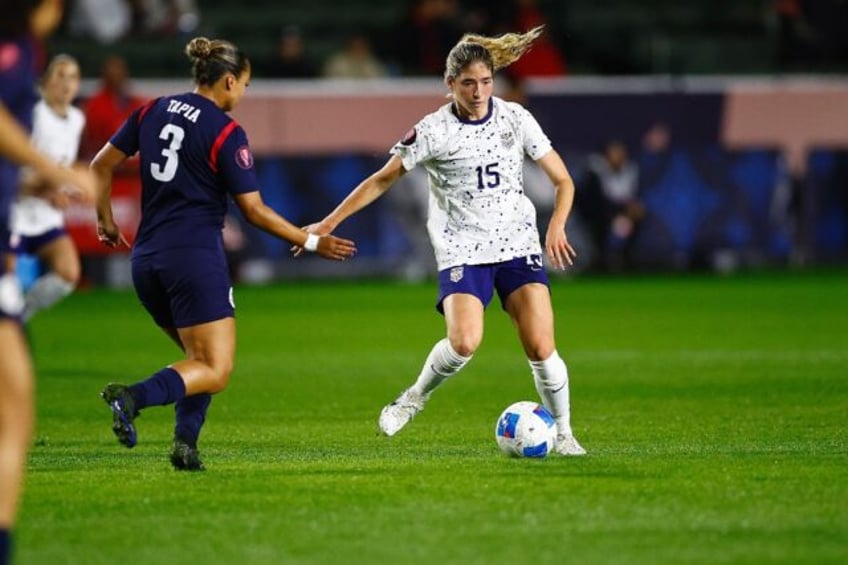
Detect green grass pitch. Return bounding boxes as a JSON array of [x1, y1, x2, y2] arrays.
[[17, 270, 848, 564]]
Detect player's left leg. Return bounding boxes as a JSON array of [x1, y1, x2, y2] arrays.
[[504, 283, 585, 456], [154, 327, 211, 471], [171, 393, 211, 471], [22, 233, 79, 322]]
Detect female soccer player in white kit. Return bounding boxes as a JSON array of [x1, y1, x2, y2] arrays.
[[305, 26, 585, 455], [11, 54, 87, 321]]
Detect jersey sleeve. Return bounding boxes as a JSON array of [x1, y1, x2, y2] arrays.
[[215, 125, 259, 195], [519, 106, 553, 161], [108, 106, 143, 157], [389, 117, 436, 172]]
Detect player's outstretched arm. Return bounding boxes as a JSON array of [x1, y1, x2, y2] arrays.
[[233, 191, 356, 261], [292, 155, 405, 257], [317, 155, 406, 234]]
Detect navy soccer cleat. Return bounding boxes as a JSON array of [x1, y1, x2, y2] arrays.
[[170, 439, 205, 471], [100, 383, 138, 448]]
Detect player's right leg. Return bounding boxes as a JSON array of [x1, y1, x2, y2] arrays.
[[379, 293, 483, 436]]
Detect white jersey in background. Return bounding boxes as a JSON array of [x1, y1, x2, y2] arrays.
[[12, 99, 85, 237], [391, 96, 553, 271]]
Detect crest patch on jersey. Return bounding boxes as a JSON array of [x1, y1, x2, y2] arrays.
[[400, 127, 417, 146], [235, 145, 253, 170], [0, 43, 21, 72], [501, 130, 515, 149]]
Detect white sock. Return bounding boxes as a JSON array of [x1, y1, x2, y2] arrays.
[[409, 338, 472, 397], [23, 273, 75, 322], [529, 351, 574, 437]]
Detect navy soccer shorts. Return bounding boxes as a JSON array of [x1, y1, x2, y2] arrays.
[[12, 227, 65, 254], [436, 254, 550, 314], [132, 246, 234, 329]]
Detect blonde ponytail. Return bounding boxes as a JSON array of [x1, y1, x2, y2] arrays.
[[444, 25, 544, 80]]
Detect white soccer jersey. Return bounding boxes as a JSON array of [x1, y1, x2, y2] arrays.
[[31, 99, 85, 166], [12, 100, 85, 237], [391, 96, 553, 271]]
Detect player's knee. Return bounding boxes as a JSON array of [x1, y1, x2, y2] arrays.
[[54, 263, 80, 286], [205, 370, 231, 394], [525, 342, 555, 362], [450, 335, 480, 358], [206, 361, 233, 394]]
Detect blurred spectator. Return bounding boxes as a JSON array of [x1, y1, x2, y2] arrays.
[[501, 0, 568, 79], [773, 0, 848, 71], [80, 56, 146, 160], [642, 121, 671, 154], [264, 26, 318, 78], [577, 140, 644, 271], [128, 0, 200, 38], [322, 34, 388, 79], [394, 0, 462, 75], [774, 0, 816, 69], [68, 0, 132, 44], [385, 167, 435, 281], [460, 0, 512, 36]]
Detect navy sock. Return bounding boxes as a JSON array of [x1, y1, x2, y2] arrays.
[[1, 529, 10, 565], [128, 367, 186, 410], [174, 393, 212, 447]]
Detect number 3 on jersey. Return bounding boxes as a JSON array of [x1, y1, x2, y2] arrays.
[[150, 124, 185, 182]]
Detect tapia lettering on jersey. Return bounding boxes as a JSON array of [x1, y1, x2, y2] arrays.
[[166, 99, 201, 123]]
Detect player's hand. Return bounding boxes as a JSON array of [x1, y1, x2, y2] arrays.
[[48, 190, 72, 210], [291, 223, 319, 257], [292, 221, 334, 257], [44, 165, 97, 202], [545, 229, 576, 271], [97, 218, 130, 248], [315, 234, 356, 261]]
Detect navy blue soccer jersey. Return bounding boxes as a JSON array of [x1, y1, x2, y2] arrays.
[[0, 35, 39, 256], [109, 92, 259, 255]]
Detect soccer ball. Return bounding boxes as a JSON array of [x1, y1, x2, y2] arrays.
[[495, 401, 557, 458]]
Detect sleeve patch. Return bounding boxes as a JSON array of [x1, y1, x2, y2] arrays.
[[400, 127, 417, 146], [235, 145, 254, 170]]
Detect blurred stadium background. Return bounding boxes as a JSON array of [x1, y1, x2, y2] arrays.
[[43, 0, 848, 285]]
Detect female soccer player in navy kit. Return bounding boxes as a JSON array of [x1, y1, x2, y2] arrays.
[[305, 27, 585, 455], [91, 37, 356, 471], [1, 1, 96, 562]]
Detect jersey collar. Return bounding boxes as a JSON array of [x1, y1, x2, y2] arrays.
[[451, 98, 494, 125]]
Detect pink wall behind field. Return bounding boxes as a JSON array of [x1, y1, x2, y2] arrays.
[[722, 83, 848, 174], [229, 93, 444, 156], [125, 78, 848, 171]]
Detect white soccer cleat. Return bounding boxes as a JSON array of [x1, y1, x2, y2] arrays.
[[554, 434, 586, 456], [378, 388, 427, 436]]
